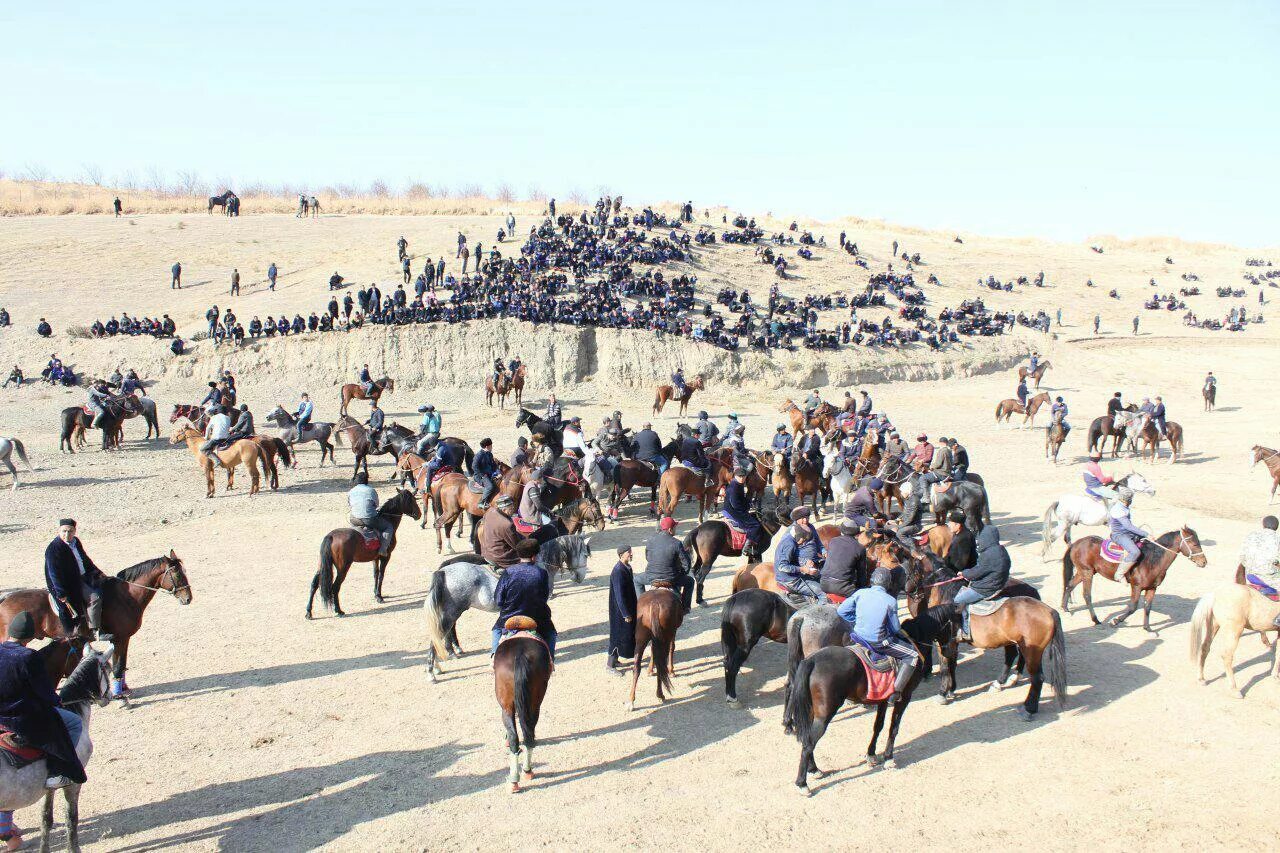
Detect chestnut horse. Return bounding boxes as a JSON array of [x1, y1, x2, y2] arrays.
[[0, 552, 193, 697], [339, 376, 394, 416], [485, 372, 512, 408], [781, 400, 835, 439], [493, 617, 552, 793], [1046, 420, 1069, 464], [656, 460, 723, 522], [170, 425, 261, 498], [1251, 445, 1280, 502], [1017, 360, 1051, 388], [510, 365, 528, 405], [1134, 421, 1184, 463], [1061, 527, 1207, 630], [995, 392, 1050, 427], [626, 587, 684, 711], [306, 489, 421, 618], [653, 375, 705, 415]]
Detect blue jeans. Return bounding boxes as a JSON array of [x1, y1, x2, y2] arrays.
[[779, 574, 824, 601], [491, 627, 557, 659], [1112, 533, 1141, 563], [56, 708, 83, 749], [645, 456, 669, 476], [954, 586, 984, 634]]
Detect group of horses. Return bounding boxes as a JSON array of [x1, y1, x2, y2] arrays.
[[484, 366, 528, 408]]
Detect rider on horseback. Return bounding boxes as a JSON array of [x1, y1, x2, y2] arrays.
[[954, 523, 1010, 642], [771, 425, 793, 459], [1051, 396, 1070, 436], [491, 539, 557, 662], [723, 466, 765, 556], [774, 507, 825, 603], [694, 411, 718, 448], [44, 519, 109, 642], [358, 364, 374, 397], [1083, 451, 1114, 501], [1109, 487, 1148, 583], [348, 472, 394, 557], [671, 368, 686, 397], [1240, 517, 1280, 624], [416, 404, 441, 449], [293, 393, 313, 442], [519, 470, 551, 527], [802, 389, 822, 425], [836, 567, 919, 705], [86, 381, 113, 429], [491, 358, 506, 388], [679, 432, 711, 486], [365, 401, 385, 446], [473, 438, 500, 509]]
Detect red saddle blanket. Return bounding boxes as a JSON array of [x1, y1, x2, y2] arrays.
[[351, 528, 381, 557], [513, 517, 539, 535], [430, 466, 454, 484], [850, 645, 896, 703], [0, 730, 43, 762], [1099, 539, 1126, 563]]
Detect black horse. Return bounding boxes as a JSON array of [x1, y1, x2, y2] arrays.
[[685, 509, 784, 605], [906, 471, 991, 531], [515, 408, 563, 456], [59, 397, 135, 452], [721, 589, 794, 706], [374, 424, 474, 480], [208, 190, 238, 214]]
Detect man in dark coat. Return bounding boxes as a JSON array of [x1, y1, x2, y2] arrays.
[[490, 539, 556, 659], [944, 510, 977, 577], [636, 517, 694, 611], [43, 520, 108, 638], [956, 523, 1011, 639], [606, 545, 637, 673], [844, 478, 882, 526], [632, 422, 668, 475], [0, 611, 86, 786], [821, 520, 868, 602], [722, 467, 765, 553], [479, 495, 522, 569]]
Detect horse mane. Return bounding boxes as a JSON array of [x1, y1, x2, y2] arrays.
[[1153, 529, 1181, 551], [117, 556, 167, 582], [58, 652, 102, 705], [378, 491, 409, 516]]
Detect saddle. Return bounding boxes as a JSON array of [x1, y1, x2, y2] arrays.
[[1245, 577, 1279, 602], [721, 515, 749, 550], [466, 476, 485, 494], [1098, 539, 1127, 563], [849, 643, 897, 703], [933, 480, 953, 495], [968, 597, 1010, 618], [649, 580, 675, 590], [430, 466, 454, 484], [513, 516, 539, 535], [0, 730, 43, 769], [349, 522, 381, 552]]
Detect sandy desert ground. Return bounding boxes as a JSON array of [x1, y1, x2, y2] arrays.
[[0, 208, 1278, 851]]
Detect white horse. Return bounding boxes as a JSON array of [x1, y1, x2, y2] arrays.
[[1040, 472, 1155, 559], [822, 450, 856, 513], [0, 437, 34, 491], [0, 644, 113, 852]]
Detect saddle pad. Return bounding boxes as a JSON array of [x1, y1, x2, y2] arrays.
[[934, 480, 953, 494], [513, 517, 539, 535], [1245, 576, 1280, 602], [720, 517, 748, 551], [826, 593, 847, 605], [497, 630, 550, 655], [850, 646, 896, 702], [466, 477, 485, 494], [968, 597, 1008, 618], [350, 527, 381, 556], [430, 466, 454, 484], [0, 731, 43, 767], [1099, 539, 1126, 563]]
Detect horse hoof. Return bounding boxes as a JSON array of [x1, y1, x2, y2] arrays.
[[882, 758, 898, 771], [1232, 689, 1244, 699], [625, 702, 634, 712], [335, 610, 346, 617], [726, 697, 742, 709], [865, 755, 880, 768], [375, 597, 386, 604], [510, 783, 520, 794], [988, 680, 1003, 693], [1196, 677, 1207, 686], [796, 785, 812, 797], [1016, 708, 1035, 722], [938, 694, 953, 705], [305, 612, 313, 621]]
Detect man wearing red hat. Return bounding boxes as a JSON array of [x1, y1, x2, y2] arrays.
[[635, 517, 694, 612]]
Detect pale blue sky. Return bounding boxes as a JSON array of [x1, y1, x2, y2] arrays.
[[3, 1, 1276, 244]]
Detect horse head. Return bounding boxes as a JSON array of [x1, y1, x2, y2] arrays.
[[161, 550, 194, 605], [1179, 526, 1208, 567]]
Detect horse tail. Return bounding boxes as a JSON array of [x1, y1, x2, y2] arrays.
[[423, 570, 451, 660], [1040, 502, 1058, 557], [1044, 608, 1068, 708], [684, 528, 701, 575], [11, 439, 33, 472], [1060, 548, 1075, 598], [787, 655, 818, 746], [512, 649, 538, 753], [317, 533, 336, 609], [650, 611, 675, 696], [994, 400, 1003, 421], [652, 390, 662, 414], [333, 427, 344, 448], [273, 438, 292, 468], [1188, 591, 1216, 668]]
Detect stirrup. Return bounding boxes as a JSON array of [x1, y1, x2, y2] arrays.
[[44, 776, 73, 791]]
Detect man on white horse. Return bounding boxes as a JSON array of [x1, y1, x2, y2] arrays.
[[1083, 452, 1115, 501]]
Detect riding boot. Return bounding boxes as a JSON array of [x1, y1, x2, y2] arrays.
[[887, 657, 918, 706], [1114, 558, 1136, 583], [605, 650, 622, 676], [87, 594, 111, 642]]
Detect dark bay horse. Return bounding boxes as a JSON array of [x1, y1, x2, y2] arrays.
[[493, 617, 552, 793], [1203, 384, 1216, 411], [721, 589, 794, 706], [339, 376, 394, 416], [608, 441, 681, 518], [786, 622, 932, 794], [0, 551, 192, 697], [514, 408, 563, 455], [306, 490, 420, 618], [208, 190, 237, 213], [1062, 527, 1207, 630], [510, 365, 528, 405], [627, 587, 684, 711], [653, 375, 704, 415], [1087, 404, 1138, 458], [60, 397, 136, 452], [685, 510, 783, 606]]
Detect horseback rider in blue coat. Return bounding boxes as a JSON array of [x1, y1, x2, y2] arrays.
[[43, 520, 107, 639], [472, 438, 500, 508], [774, 507, 825, 602], [836, 567, 919, 704]]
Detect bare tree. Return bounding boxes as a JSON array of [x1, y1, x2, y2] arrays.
[[496, 182, 515, 203], [175, 169, 205, 197], [369, 178, 390, 198], [21, 163, 51, 182], [567, 188, 588, 205], [117, 170, 139, 190], [406, 182, 435, 199], [145, 165, 168, 194], [81, 163, 105, 186], [458, 182, 483, 198], [527, 185, 546, 202]]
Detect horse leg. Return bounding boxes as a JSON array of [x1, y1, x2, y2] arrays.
[[1140, 587, 1157, 632], [1017, 643, 1045, 721], [501, 703, 521, 792], [306, 572, 321, 619], [62, 784, 81, 852], [1220, 627, 1244, 697], [40, 790, 54, 853], [878, 698, 909, 768], [333, 566, 348, 616], [995, 645, 1018, 690], [1082, 573, 1101, 624], [865, 703, 888, 767], [111, 635, 131, 697], [1061, 567, 1081, 612], [627, 630, 650, 711], [940, 642, 958, 703], [1107, 584, 1141, 627], [374, 557, 387, 603]]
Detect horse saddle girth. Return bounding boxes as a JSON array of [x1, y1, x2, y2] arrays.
[[933, 480, 953, 494], [0, 730, 44, 768]]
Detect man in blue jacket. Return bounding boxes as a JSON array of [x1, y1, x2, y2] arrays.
[[836, 567, 919, 705], [774, 507, 825, 602], [472, 438, 500, 509], [43, 520, 107, 639], [491, 539, 556, 661]]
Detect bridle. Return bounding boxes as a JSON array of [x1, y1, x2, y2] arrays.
[[1142, 530, 1203, 561], [119, 560, 190, 596]]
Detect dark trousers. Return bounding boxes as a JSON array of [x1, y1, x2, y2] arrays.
[[634, 573, 693, 611]]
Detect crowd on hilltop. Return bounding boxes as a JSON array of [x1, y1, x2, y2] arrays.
[[89, 313, 176, 339]]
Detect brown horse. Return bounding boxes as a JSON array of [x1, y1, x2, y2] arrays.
[[485, 372, 512, 408], [781, 400, 835, 438], [1046, 420, 1069, 464], [497, 462, 586, 512], [510, 364, 528, 405], [248, 434, 291, 489], [1017, 360, 1051, 388], [493, 617, 552, 792], [339, 376, 394, 415], [608, 459, 664, 518], [0, 552, 193, 696], [1135, 421, 1184, 463], [732, 540, 903, 598], [653, 375, 705, 415], [169, 403, 212, 432], [791, 455, 824, 516], [1203, 384, 1216, 412], [306, 489, 421, 618], [685, 510, 784, 605], [1251, 446, 1280, 502], [656, 461, 723, 522], [1061, 527, 1207, 630], [626, 587, 684, 711], [995, 392, 1050, 427], [170, 425, 261, 498]]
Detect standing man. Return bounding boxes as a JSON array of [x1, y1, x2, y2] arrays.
[[436, 257, 446, 285], [636, 517, 694, 612], [113, 196, 122, 217], [472, 438, 500, 509], [544, 393, 562, 429], [230, 268, 241, 296], [267, 262, 278, 291], [1093, 314, 1101, 335], [43, 519, 108, 639], [171, 261, 182, 290], [606, 545, 638, 674], [1132, 315, 1140, 335]]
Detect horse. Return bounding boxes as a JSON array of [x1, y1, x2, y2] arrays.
[[906, 469, 990, 531], [1017, 360, 1051, 388], [306, 489, 420, 619], [514, 408, 563, 455], [656, 461, 723, 522], [1190, 584, 1280, 697], [781, 400, 835, 438], [786, 623, 931, 794], [721, 589, 794, 707], [821, 451, 856, 514], [118, 395, 160, 441], [485, 373, 512, 408], [510, 365, 528, 405], [169, 403, 211, 433], [207, 190, 237, 213], [60, 397, 136, 452], [995, 392, 1050, 428], [170, 425, 261, 498], [493, 618, 552, 793], [1087, 405, 1138, 458], [1061, 526, 1207, 630], [1134, 421, 1184, 463], [608, 449, 678, 519], [0, 551, 193, 697], [339, 376, 394, 415], [421, 536, 592, 681], [0, 647, 113, 853], [1045, 420, 1069, 463], [685, 510, 784, 606], [0, 437, 34, 491], [653, 375, 705, 416], [1039, 472, 1155, 559], [1203, 384, 1216, 412], [266, 406, 336, 466], [1251, 446, 1280, 502], [626, 587, 684, 711]]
